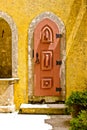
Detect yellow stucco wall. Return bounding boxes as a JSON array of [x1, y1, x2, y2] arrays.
[[66, 9, 87, 97], [0, 0, 86, 109]]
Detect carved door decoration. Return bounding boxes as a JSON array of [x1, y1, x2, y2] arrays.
[[34, 18, 61, 96]]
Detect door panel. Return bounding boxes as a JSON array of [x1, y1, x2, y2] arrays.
[[34, 18, 61, 96], [41, 51, 53, 70]]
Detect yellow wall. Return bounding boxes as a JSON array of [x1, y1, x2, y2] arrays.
[[0, 0, 86, 109], [66, 10, 87, 97]]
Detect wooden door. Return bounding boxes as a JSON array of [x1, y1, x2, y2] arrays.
[[34, 18, 61, 96]]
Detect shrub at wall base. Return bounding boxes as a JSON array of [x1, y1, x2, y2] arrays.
[[65, 91, 87, 117]]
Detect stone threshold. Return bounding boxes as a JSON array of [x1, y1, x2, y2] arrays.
[[19, 104, 68, 115]]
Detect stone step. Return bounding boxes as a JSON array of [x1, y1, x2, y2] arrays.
[[19, 104, 68, 115]]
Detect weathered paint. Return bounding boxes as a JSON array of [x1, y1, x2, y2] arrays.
[[0, 0, 86, 109]]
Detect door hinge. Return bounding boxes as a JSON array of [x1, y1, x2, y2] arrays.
[[56, 87, 62, 92], [32, 49, 34, 58], [56, 60, 62, 65], [56, 34, 62, 38]]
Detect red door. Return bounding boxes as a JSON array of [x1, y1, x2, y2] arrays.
[[34, 18, 61, 96]]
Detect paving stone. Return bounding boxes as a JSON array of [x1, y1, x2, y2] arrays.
[[45, 115, 71, 130]]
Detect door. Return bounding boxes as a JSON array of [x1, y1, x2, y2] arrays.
[[34, 18, 61, 96]]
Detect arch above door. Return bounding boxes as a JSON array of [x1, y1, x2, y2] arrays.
[[28, 12, 66, 103]]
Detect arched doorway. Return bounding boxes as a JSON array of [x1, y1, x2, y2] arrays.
[[0, 18, 12, 78], [0, 11, 18, 112], [28, 12, 65, 103]]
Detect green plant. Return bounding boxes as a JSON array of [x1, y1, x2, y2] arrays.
[[66, 91, 87, 107], [65, 91, 87, 117], [69, 110, 87, 130]]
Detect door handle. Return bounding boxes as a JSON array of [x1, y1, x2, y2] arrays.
[[35, 52, 40, 63]]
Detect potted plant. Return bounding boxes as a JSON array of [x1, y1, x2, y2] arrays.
[[65, 91, 87, 117]]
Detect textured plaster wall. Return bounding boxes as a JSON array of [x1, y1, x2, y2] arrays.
[[0, 0, 86, 109], [66, 10, 87, 97]]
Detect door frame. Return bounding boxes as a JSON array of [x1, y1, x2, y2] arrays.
[[28, 12, 66, 103]]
